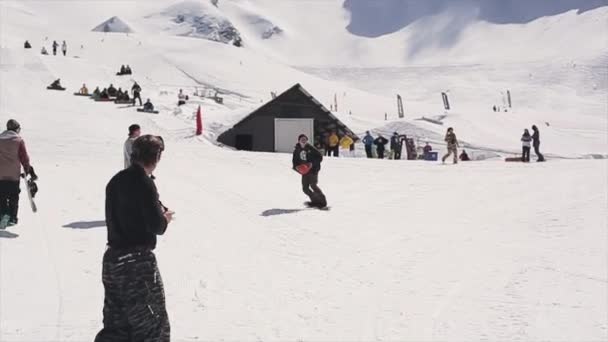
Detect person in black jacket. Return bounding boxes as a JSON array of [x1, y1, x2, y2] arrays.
[[531, 125, 545, 162], [292, 134, 327, 208], [374, 134, 389, 159], [390, 132, 402, 160], [95, 135, 173, 342], [132, 82, 143, 106]]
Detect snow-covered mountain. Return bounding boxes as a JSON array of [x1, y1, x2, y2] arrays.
[[0, 0, 606, 340]]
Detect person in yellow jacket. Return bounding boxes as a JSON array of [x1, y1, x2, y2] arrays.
[[328, 131, 339, 157], [339, 134, 354, 157]]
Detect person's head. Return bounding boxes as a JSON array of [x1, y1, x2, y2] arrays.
[[532, 125, 538, 131], [146, 98, 151, 103], [393, 132, 398, 135], [447, 127, 453, 133], [298, 134, 308, 147], [425, 141, 430, 146], [366, 130, 370, 135], [131, 135, 164, 173], [6, 119, 20, 133], [524, 128, 529, 134], [109, 83, 113, 87], [82, 83, 86, 87], [128, 124, 141, 138]]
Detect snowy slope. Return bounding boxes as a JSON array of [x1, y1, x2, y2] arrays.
[[0, 1, 607, 340]]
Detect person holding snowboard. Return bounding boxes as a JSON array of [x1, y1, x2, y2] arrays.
[[124, 124, 141, 169], [292, 134, 327, 208], [531, 125, 545, 162], [0, 119, 37, 226], [521, 129, 532, 162], [374, 134, 388, 159], [442, 127, 459, 164], [95, 135, 172, 342]]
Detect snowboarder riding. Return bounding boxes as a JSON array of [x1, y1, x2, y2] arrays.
[[292, 134, 327, 208]]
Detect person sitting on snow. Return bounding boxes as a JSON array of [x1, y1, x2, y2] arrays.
[[119, 65, 126, 75], [24, 40, 32, 49], [143, 99, 154, 111], [459, 149, 470, 161], [41, 46, 48, 55], [125, 65, 132, 74], [107, 84, 118, 98], [79, 84, 89, 95], [50, 79, 62, 89], [100, 88, 110, 99]]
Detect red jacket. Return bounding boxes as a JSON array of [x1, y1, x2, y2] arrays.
[[0, 130, 31, 181]]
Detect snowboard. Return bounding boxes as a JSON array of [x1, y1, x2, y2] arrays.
[[22, 176, 37, 213], [0, 214, 10, 230], [137, 108, 159, 114], [505, 157, 523, 162], [95, 98, 114, 102], [73, 93, 90, 96], [114, 100, 133, 104], [47, 86, 66, 91], [304, 201, 330, 211]]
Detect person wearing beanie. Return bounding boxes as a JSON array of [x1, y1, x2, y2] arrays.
[[124, 124, 141, 169], [292, 134, 327, 208], [0, 119, 36, 226]]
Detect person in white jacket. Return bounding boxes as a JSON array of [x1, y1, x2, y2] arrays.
[[123, 124, 141, 168]]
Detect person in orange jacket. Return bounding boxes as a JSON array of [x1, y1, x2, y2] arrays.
[[327, 131, 339, 157]]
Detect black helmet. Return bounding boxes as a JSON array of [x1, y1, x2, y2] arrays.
[[6, 119, 20, 131]]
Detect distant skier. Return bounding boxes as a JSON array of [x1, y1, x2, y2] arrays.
[[124, 124, 141, 169], [441, 127, 459, 164], [521, 129, 532, 162], [0, 119, 37, 226], [52, 40, 58, 55], [292, 134, 327, 208], [61, 40, 67, 56], [132, 82, 142, 106], [95, 135, 172, 342], [531, 125, 545, 162], [24, 40, 31, 49], [374, 134, 388, 159], [362, 131, 374, 158], [390, 132, 402, 160]]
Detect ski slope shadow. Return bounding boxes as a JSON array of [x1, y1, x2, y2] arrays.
[[260, 208, 305, 217], [62, 220, 106, 229], [0, 230, 19, 238]]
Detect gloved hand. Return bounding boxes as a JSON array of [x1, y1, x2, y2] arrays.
[[28, 166, 38, 181]]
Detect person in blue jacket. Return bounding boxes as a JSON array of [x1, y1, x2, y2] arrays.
[[362, 131, 374, 158]]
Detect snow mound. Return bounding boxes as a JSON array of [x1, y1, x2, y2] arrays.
[[157, 1, 243, 46], [91, 16, 133, 33]]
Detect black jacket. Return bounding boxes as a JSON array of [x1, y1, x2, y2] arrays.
[[374, 137, 389, 150], [292, 143, 323, 174], [532, 129, 540, 146], [390, 135, 403, 150], [105, 164, 167, 250]]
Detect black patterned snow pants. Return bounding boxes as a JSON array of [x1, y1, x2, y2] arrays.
[[95, 248, 170, 342]]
